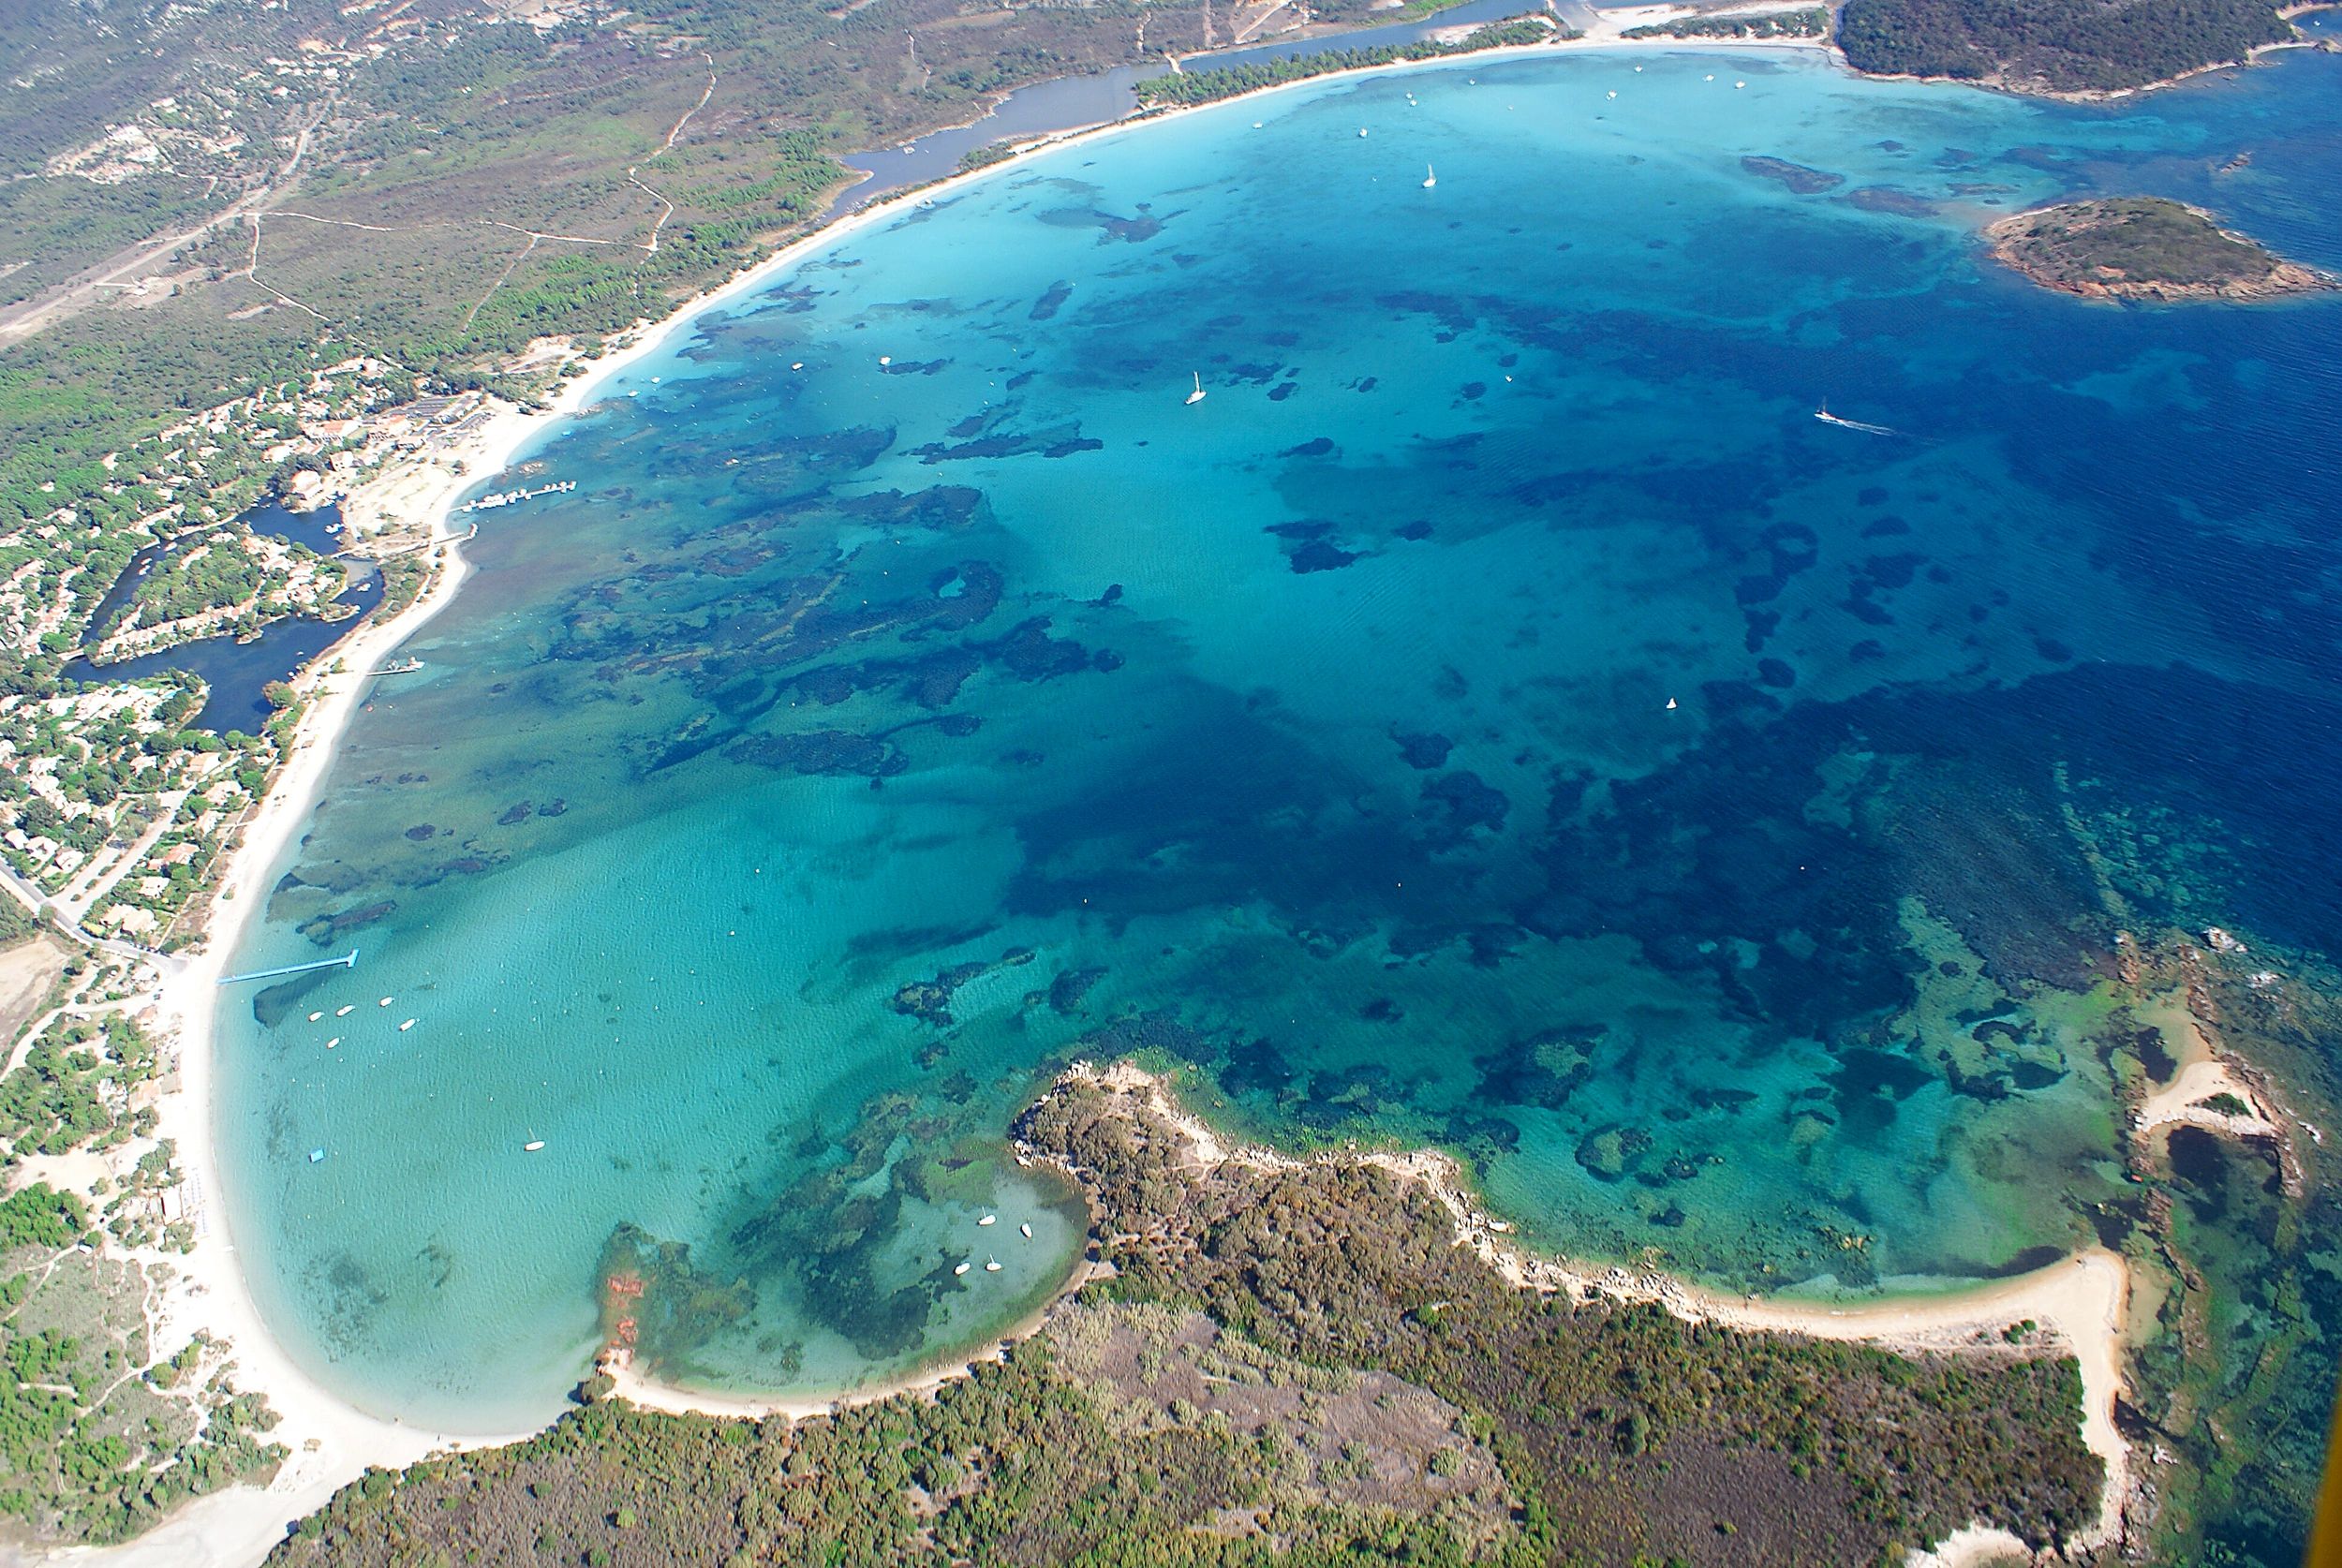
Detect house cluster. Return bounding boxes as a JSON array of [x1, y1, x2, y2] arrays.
[[0, 682, 259, 946]]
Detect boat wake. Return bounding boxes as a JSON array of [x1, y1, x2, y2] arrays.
[[1816, 406, 1898, 436]]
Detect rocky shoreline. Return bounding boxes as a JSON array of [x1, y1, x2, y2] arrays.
[[1984, 198, 2337, 303]]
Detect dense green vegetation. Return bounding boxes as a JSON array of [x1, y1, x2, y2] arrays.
[[0, 1224, 283, 1545], [1134, 23, 1563, 109], [1836, 0, 2294, 92], [273, 1071, 2099, 1568], [1987, 197, 2309, 292], [0, 1015, 159, 1164], [97, 528, 347, 649], [0, 1186, 86, 1252], [1623, 9, 1829, 39]]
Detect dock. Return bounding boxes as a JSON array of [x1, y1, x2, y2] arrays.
[[458, 480, 575, 515], [217, 949, 358, 986]]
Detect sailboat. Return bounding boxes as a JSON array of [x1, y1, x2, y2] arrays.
[[1185, 372, 1207, 406], [1422, 164, 1436, 189]]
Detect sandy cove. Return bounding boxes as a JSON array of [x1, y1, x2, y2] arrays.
[[599, 1252, 1106, 1425], [600, 1058, 2134, 1568]]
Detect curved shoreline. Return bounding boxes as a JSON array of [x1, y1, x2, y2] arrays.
[[88, 29, 2216, 1564], [600, 1060, 2133, 1564], [1089, 1063, 2135, 1559]]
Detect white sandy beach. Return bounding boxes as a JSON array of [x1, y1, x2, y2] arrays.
[[41, 399, 563, 1568], [51, 20, 2275, 1562], [600, 1255, 1101, 1425]]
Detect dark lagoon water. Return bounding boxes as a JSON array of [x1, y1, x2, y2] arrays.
[[216, 38, 2342, 1516], [67, 498, 377, 732]]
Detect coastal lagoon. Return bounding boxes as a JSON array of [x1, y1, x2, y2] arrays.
[[216, 35, 2342, 1464]]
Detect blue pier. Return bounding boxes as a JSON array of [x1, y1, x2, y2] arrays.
[[217, 949, 359, 986]]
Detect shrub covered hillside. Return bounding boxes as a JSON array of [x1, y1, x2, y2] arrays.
[[272, 1071, 2101, 1568], [1837, 0, 2295, 93]]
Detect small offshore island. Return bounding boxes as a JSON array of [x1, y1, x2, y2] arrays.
[[1985, 197, 2338, 302]]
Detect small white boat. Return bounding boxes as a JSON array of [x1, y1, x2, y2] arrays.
[[879, 355, 893, 365], [1253, 121, 1264, 128], [984, 1257, 1001, 1273], [1705, 74, 1715, 81], [1816, 403, 1898, 436], [524, 1140, 545, 1152], [979, 1214, 997, 1227], [378, 997, 393, 1007], [1735, 81, 1746, 89], [399, 1018, 417, 1032], [791, 362, 804, 371], [307, 1011, 323, 1022], [1357, 127, 1368, 138], [1019, 1222, 1033, 1238], [325, 1038, 339, 1049], [1184, 372, 1207, 407], [1666, 698, 1679, 711], [1422, 164, 1436, 189], [954, 1262, 971, 1276], [336, 1005, 355, 1017], [1607, 91, 1617, 100]]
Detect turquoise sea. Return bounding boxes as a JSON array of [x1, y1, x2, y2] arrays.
[[215, 34, 2342, 1546]]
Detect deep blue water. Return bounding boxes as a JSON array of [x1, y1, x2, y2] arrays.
[[215, 40, 2342, 1498]]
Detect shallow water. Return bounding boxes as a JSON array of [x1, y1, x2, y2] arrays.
[[216, 43, 2342, 1444]]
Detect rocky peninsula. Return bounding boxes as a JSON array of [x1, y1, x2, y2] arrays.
[[1985, 197, 2335, 302]]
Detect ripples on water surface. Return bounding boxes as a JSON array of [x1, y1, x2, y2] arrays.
[[216, 45, 2342, 1439]]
